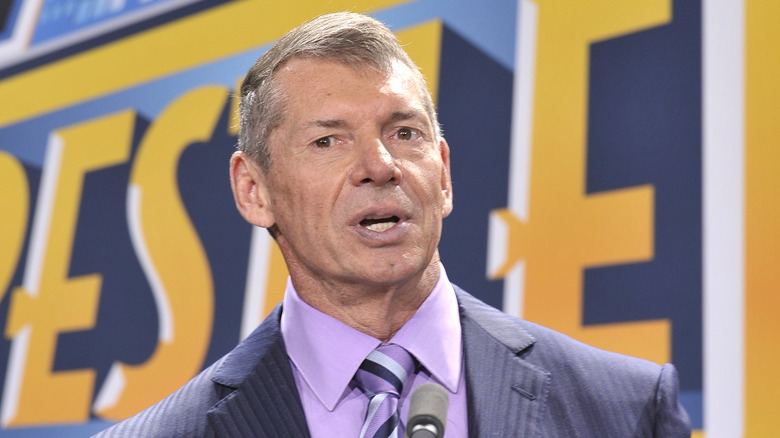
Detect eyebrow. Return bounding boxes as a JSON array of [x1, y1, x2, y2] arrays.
[[388, 109, 425, 124], [307, 119, 347, 129], [302, 109, 426, 130]]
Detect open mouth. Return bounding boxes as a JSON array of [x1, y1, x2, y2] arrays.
[[360, 216, 400, 232]]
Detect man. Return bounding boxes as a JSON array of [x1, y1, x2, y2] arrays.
[[94, 12, 690, 437]]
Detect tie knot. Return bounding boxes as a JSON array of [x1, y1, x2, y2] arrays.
[[355, 344, 415, 397]]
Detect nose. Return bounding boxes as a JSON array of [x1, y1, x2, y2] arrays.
[[349, 138, 402, 187]]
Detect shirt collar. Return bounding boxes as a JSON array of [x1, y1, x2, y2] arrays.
[[280, 265, 462, 410], [389, 266, 462, 393]]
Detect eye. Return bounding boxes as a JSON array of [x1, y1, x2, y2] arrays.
[[314, 136, 334, 148], [395, 127, 419, 141]]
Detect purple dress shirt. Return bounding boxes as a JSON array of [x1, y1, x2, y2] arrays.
[[280, 265, 468, 437]]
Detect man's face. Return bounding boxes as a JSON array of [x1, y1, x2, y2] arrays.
[[260, 57, 452, 290]]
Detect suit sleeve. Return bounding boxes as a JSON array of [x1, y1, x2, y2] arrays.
[[653, 364, 692, 437]]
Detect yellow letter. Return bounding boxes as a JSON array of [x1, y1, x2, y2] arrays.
[[0, 151, 28, 304], [93, 86, 226, 420], [490, 0, 672, 364], [2, 111, 135, 426], [746, 0, 780, 434]]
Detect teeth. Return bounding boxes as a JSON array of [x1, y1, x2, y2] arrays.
[[365, 221, 395, 232]]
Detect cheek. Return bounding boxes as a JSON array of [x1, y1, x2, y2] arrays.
[[408, 162, 446, 204], [279, 183, 333, 228], [267, 180, 306, 227]]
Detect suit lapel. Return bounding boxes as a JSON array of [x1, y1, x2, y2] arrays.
[[456, 287, 550, 438], [206, 306, 311, 438]]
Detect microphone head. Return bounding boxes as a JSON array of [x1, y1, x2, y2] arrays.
[[406, 382, 449, 438]]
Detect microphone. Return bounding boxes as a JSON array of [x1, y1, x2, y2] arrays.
[[406, 382, 449, 438]]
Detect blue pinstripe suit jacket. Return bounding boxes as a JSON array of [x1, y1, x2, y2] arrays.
[[93, 285, 691, 437]]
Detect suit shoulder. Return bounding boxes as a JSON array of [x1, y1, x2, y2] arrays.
[[517, 317, 662, 377], [454, 284, 662, 380], [91, 357, 228, 438], [92, 306, 286, 438], [454, 284, 690, 435]]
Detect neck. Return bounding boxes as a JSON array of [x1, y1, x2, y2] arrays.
[[291, 258, 441, 342]]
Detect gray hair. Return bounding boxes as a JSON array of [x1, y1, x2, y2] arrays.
[[237, 12, 441, 171]]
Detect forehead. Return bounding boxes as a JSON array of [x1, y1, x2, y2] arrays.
[[273, 57, 426, 120]]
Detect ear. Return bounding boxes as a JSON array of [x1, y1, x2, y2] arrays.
[[229, 151, 276, 228], [439, 138, 454, 218]]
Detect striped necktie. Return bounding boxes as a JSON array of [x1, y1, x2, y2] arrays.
[[354, 344, 415, 438]]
